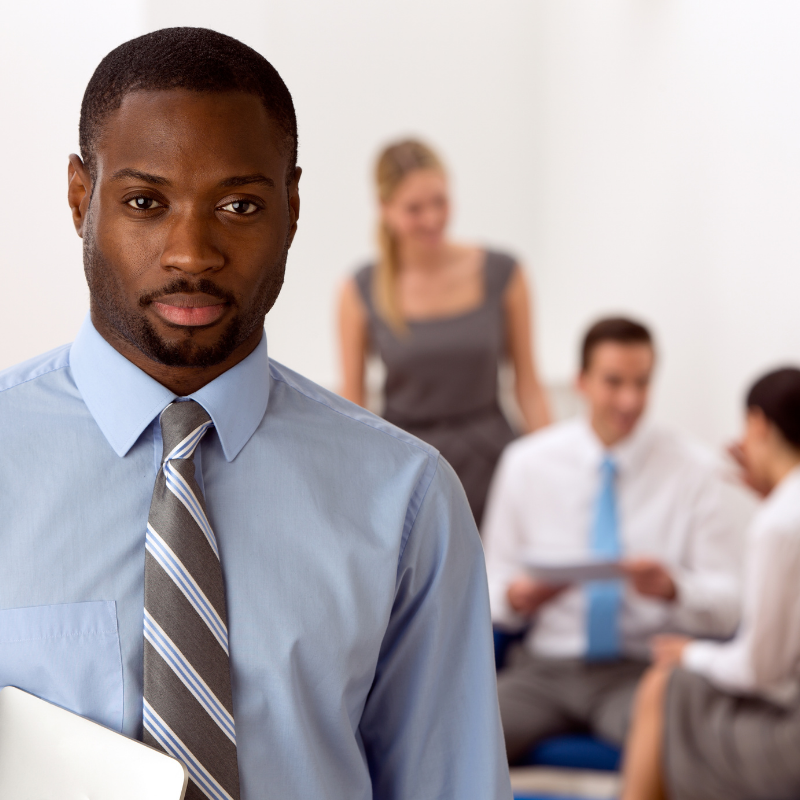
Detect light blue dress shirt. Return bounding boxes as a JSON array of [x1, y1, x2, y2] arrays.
[[0, 316, 511, 800]]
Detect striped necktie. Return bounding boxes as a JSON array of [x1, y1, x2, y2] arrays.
[[143, 400, 240, 800], [586, 455, 624, 661]]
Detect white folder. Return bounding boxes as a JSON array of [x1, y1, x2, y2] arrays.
[[524, 558, 625, 584], [0, 686, 188, 800]]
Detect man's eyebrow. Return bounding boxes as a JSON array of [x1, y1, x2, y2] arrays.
[[218, 174, 276, 189], [110, 168, 171, 185], [108, 170, 275, 189]]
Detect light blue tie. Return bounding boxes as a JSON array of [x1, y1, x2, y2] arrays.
[[586, 455, 624, 661]]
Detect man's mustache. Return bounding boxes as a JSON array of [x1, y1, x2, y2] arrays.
[[138, 279, 236, 307]]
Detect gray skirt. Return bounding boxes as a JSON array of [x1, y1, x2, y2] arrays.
[[664, 667, 800, 800]]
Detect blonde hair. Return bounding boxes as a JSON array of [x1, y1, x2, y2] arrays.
[[374, 139, 445, 332]]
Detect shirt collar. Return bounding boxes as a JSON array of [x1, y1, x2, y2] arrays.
[[578, 415, 654, 475], [70, 315, 270, 461]]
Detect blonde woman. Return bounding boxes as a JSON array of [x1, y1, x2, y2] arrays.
[[338, 139, 551, 526]]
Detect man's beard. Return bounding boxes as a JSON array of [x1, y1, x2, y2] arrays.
[[83, 222, 287, 369]]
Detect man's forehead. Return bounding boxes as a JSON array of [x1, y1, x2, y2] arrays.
[[96, 88, 283, 178], [591, 342, 654, 372], [114, 87, 268, 117], [595, 341, 654, 357]]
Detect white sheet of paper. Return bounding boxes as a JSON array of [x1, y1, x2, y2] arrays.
[[524, 559, 625, 584], [0, 686, 188, 800]]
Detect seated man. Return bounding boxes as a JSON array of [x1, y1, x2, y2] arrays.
[[482, 317, 742, 763]]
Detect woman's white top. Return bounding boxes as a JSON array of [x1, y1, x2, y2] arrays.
[[684, 465, 800, 705]]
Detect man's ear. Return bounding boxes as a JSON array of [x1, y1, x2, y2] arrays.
[[68, 154, 92, 238], [286, 165, 302, 246]]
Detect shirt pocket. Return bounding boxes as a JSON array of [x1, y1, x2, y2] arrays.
[[0, 600, 123, 732]]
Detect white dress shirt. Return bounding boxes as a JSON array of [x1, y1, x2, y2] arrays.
[[483, 417, 742, 660], [683, 465, 800, 706]]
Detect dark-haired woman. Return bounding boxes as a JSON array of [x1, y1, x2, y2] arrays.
[[337, 139, 551, 527], [621, 367, 800, 800]]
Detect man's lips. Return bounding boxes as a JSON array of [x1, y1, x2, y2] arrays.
[[151, 293, 228, 327]]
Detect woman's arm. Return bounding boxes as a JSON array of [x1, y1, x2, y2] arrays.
[[337, 278, 369, 406], [504, 266, 552, 432], [681, 520, 800, 701]]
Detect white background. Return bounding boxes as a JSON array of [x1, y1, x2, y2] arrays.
[[2, 1, 799, 447]]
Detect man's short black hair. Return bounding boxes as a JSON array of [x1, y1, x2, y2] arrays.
[[747, 367, 800, 448], [581, 317, 653, 372], [79, 27, 297, 181]]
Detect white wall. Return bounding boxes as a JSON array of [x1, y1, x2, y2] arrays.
[[527, 1, 800, 444], [2, 1, 799, 448]]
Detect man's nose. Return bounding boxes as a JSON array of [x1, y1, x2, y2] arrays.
[[160, 211, 225, 274], [618, 386, 644, 411]]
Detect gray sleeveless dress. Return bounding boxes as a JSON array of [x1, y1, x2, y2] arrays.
[[354, 249, 518, 527]]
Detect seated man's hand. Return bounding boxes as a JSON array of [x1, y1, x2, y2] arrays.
[[507, 576, 567, 617], [621, 558, 677, 601], [651, 634, 693, 666]]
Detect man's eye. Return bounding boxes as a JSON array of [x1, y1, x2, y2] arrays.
[[126, 197, 163, 211], [220, 200, 259, 215]]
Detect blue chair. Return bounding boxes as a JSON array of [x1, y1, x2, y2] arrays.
[[493, 627, 526, 671], [494, 628, 623, 772], [522, 733, 621, 771]]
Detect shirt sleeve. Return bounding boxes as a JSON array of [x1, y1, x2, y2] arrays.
[[359, 456, 512, 800], [481, 450, 530, 631], [669, 469, 742, 638], [682, 518, 800, 704]]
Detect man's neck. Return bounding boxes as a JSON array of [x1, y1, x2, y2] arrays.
[[589, 417, 635, 450], [92, 314, 263, 396]]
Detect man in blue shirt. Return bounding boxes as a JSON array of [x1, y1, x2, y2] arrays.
[[0, 27, 510, 800]]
